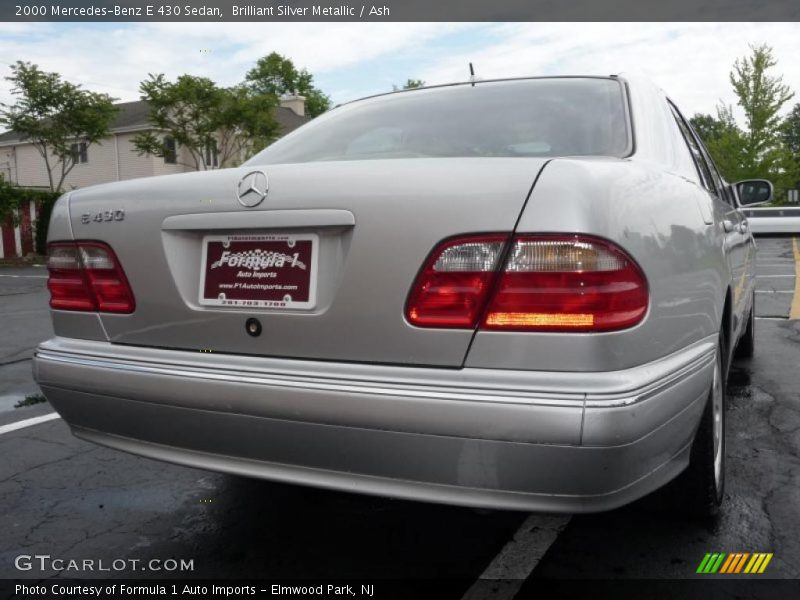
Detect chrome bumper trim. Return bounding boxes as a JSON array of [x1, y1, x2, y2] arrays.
[[36, 349, 582, 408], [35, 334, 717, 410]]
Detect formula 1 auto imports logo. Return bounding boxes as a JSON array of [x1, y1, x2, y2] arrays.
[[696, 552, 773, 574], [211, 249, 307, 271]]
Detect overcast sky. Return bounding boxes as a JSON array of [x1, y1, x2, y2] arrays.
[[1, 22, 799, 123]]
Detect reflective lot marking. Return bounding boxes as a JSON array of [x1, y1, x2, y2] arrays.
[[461, 514, 570, 599], [791, 238, 800, 320], [0, 412, 60, 436]]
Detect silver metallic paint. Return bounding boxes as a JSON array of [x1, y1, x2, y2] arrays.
[[35, 335, 709, 511], [60, 159, 548, 367]]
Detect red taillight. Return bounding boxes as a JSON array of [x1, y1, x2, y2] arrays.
[[405, 234, 509, 328], [47, 242, 135, 313], [483, 235, 648, 332], [406, 234, 648, 332]]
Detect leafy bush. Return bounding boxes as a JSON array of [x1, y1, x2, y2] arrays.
[[34, 191, 60, 255], [0, 174, 60, 255]]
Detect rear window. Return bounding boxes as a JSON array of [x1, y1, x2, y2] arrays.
[[248, 78, 630, 165]]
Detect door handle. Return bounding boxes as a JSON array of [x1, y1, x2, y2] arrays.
[[722, 219, 735, 233]]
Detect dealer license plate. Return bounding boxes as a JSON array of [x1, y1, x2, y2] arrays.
[[199, 233, 317, 309]]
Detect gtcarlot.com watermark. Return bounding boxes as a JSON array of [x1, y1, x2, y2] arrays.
[[14, 554, 194, 573]]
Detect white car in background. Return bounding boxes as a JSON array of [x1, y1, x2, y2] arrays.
[[741, 205, 800, 235]]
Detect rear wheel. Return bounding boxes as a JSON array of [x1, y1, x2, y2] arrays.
[[734, 291, 755, 359], [680, 335, 726, 518]]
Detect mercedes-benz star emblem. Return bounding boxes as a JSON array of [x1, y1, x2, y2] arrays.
[[236, 171, 269, 207]]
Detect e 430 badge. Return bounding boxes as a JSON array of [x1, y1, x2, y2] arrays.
[[81, 209, 125, 224]]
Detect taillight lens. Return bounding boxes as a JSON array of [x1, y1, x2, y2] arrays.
[[406, 234, 648, 332], [46, 244, 95, 311], [405, 234, 509, 328], [484, 235, 648, 332], [47, 242, 135, 313]]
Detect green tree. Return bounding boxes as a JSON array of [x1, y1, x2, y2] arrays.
[[0, 61, 118, 192], [244, 52, 331, 118], [0, 174, 59, 254], [690, 113, 727, 144], [0, 173, 18, 224], [691, 106, 748, 182], [782, 103, 800, 190], [393, 79, 425, 91], [691, 45, 797, 201], [783, 103, 800, 156], [729, 44, 794, 184], [132, 74, 280, 170]]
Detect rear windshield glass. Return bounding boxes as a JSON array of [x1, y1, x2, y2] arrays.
[[248, 78, 630, 165]]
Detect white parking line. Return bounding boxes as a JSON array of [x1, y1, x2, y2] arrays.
[[756, 275, 796, 278], [461, 514, 570, 599], [756, 290, 795, 294], [0, 412, 60, 436], [0, 274, 48, 279]]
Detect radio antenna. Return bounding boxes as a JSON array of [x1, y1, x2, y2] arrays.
[[469, 62, 476, 86]]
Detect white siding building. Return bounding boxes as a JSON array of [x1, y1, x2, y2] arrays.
[[0, 96, 308, 190], [0, 97, 308, 257]]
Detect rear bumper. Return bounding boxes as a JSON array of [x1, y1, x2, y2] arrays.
[[33, 336, 715, 512]]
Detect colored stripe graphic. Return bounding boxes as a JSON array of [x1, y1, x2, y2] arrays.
[[759, 554, 774, 573], [719, 554, 736, 574], [744, 553, 774, 574], [745, 554, 759, 573], [734, 553, 750, 573], [696, 553, 713, 573], [697, 553, 727, 573], [710, 553, 726, 573], [701, 552, 774, 574], [720, 553, 750, 573]]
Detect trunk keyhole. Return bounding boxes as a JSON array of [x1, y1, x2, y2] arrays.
[[245, 318, 262, 337]]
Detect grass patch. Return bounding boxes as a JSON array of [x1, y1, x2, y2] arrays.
[[14, 393, 47, 408]]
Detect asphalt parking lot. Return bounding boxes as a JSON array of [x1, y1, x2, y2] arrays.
[[1, 237, 799, 595]]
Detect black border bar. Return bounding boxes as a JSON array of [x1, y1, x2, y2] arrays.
[[4, 579, 800, 600], [2, 0, 799, 22]]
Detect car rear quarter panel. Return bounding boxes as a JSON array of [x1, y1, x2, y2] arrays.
[[468, 78, 733, 372], [466, 157, 729, 371], [46, 192, 108, 341]]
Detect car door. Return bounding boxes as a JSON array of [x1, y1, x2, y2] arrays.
[[668, 101, 747, 328], [694, 136, 755, 331]]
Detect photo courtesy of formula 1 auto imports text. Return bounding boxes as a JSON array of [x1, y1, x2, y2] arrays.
[[1, 1, 799, 599]]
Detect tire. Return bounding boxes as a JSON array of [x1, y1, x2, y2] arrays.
[[679, 335, 726, 518], [734, 291, 755, 359]]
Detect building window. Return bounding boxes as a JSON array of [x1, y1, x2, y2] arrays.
[[163, 136, 177, 164], [204, 140, 218, 168], [70, 142, 88, 164]]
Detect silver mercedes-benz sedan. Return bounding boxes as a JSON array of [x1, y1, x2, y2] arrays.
[[33, 76, 771, 516]]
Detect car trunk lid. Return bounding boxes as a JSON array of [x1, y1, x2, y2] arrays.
[[66, 158, 548, 367]]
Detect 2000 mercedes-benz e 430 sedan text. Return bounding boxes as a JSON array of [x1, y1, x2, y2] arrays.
[[34, 76, 772, 515]]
